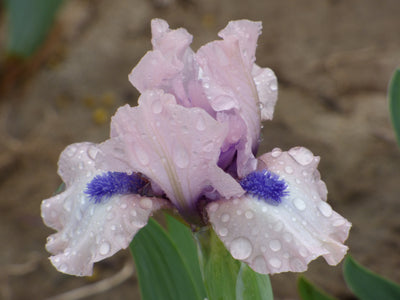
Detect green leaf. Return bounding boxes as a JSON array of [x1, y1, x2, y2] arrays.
[[343, 255, 400, 300], [297, 277, 336, 300], [5, 0, 63, 58], [196, 227, 240, 300], [129, 218, 204, 300], [236, 263, 273, 300], [195, 227, 273, 300], [165, 214, 207, 298], [389, 68, 400, 147]]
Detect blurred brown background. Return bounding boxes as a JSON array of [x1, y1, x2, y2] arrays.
[[1, 0, 399, 299]]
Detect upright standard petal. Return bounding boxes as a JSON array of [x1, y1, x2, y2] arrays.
[[41, 142, 167, 276], [129, 19, 213, 113], [98, 90, 244, 216], [207, 147, 351, 274], [196, 20, 278, 176]]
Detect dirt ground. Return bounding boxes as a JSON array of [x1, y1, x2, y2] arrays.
[[1, 0, 400, 299]]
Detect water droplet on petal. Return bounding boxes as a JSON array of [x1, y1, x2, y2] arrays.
[[208, 202, 219, 212], [269, 257, 282, 268], [135, 146, 150, 165], [173, 147, 189, 168], [269, 239, 282, 252], [271, 148, 282, 158], [318, 202, 333, 217], [106, 212, 114, 220], [218, 228, 228, 236], [270, 81, 278, 91], [230, 237, 253, 260], [196, 115, 206, 131], [252, 256, 268, 273], [288, 147, 314, 166], [285, 166, 293, 174], [99, 242, 111, 255], [293, 198, 306, 211], [283, 232, 293, 242], [130, 209, 137, 217], [66, 146, 77, 157], [245, 211, 254, 219], [59, 263, 68, 272], [221, 213, 230, 223], [140, 198, 153, 210], [151, 99, 163, 114], [203, 141, 214, 152], [120, 203, 127, 209]]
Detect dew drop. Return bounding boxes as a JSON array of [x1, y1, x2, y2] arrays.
[[120, 203, 127, 209], [196, 115, 206, 131], [59, 264, 68, 272], [273, 221, 283, 232], [66, 146, 77, 157], [111, 225, 117, 231], [269, 239, 282, 252], [245, 210, 254, 219], [270, 81, 278, 91], [63, 201, 72, 213], [252, 256, 268, 273], [87, 147, 98, 160], [173, 147, 189, 168], [269, 257, 282, 268], [285, 166, 293, 174], [140, 198, 153, 210], [288, 147, 314, 166], [135, 146, 150, 165], [151, 99, 163, 114], [219, 228, 228, 237], [318, 202, 333, 217], [208, 202, 219, 212], [230, 237, 253, 260], [283, 232, 293, 242], [99, 242, 111, 255], [130, 209, 137, 217], [221, 213, 230, 223], [203, 141, 214, 152], [236, 209, 242, 215], [293, 198, 306, 211], [78, 162, 84, 170], [106, 212, 114, 220], [271, 148, 282, 158]]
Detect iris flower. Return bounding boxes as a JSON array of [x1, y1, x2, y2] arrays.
[[41, 19, 350, 276]]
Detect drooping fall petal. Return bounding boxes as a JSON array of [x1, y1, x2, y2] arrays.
[[207, 147, 351, 274], [41, 142, 167, 276], [98, 90, 244, 215]]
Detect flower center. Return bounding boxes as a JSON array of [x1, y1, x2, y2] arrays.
[[85, 172, 147, 203], [239, 170, 288, 205]]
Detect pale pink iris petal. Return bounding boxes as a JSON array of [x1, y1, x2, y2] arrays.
[[129, 19, 213, 113], [207, 147, 351, 274], [98, 90, 244, 213], [196, 20, 277, 176], [41, 142, 167, 276]]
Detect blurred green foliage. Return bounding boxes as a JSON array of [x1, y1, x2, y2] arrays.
[[4, 0, 63, 58]]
